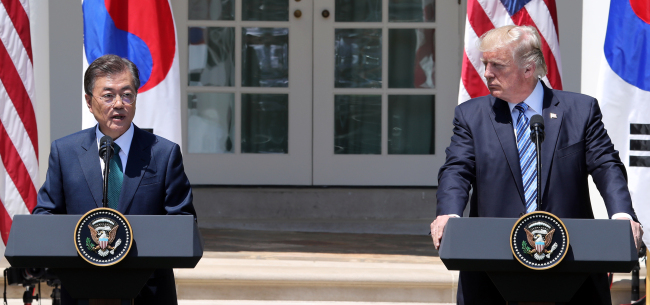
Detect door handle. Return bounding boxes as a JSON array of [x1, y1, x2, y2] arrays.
[[322, 10, 330, 18]]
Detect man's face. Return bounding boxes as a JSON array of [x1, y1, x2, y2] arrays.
[[482, 46, 534, 103], [84, 71, 137, 139]]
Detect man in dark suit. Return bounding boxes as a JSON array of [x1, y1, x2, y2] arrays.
[[33, 54, 196, 305], [430, 25, 643, 305]]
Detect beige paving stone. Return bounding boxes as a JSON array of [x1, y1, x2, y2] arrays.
[[175, 251, 458, 303]]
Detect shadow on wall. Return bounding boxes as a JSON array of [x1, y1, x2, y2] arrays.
[[191, 186, 439, 236], [201, 227, 439, 257]]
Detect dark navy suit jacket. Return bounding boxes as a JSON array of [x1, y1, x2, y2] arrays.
[[34, 125, 196, 305], [437, 84, 635, 305]]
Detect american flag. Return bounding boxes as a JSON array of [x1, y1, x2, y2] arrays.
[[459, 0, 562, 103], [0, 0, 38, 249]]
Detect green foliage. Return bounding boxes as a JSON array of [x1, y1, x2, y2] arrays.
[[86, 237, 96, 251], [521, 240, 532, 254]]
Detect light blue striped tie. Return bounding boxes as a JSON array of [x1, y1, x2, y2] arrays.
[[515, 103, 537, 213]]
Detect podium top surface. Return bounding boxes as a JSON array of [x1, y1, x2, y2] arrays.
[[439, 217, 637, 273], [5, 214, 203, 269]]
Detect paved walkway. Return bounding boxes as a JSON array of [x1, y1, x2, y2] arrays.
[[175, 229, 454, 303]]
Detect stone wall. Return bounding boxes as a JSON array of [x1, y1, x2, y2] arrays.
[[193, 187, 439, 235]]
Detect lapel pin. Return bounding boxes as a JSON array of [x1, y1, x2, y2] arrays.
[[550, 113, 557, 119]]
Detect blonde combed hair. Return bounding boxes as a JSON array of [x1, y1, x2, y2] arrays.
[[478, 25, 547, 78]]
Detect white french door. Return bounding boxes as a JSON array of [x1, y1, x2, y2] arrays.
[[312, 0, 460, 185], [178, 0, 314, 185]]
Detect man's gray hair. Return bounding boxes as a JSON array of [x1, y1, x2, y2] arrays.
[[84, 54, 141, 96], [478, 25, 547, 78]]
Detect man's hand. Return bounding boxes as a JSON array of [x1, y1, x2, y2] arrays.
[[431, 215, 451, 250], [617, 218, 643, 251]]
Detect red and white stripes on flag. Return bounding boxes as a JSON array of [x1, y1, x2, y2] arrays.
[[459, 0, 562, 103], [0, 0, 38, 249]]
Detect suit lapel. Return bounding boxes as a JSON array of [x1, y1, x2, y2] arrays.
[[79, 127, 104, 208], [490, 98, 526, 205], [540, 84, 563, 203], [117, 127, 152, 213]]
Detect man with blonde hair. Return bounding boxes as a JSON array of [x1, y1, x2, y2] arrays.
[[430, 25, 642, 304]]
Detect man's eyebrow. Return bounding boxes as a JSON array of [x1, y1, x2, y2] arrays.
[[482, 58, 508, 65], [100, 85, 134, 92]]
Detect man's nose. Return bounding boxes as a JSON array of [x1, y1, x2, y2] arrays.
[[484, 65, 494, 78], [113, 96, 125, 108]]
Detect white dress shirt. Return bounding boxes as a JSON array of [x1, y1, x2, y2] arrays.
[[95, 123, 134, 178], [507, 80, 544, 133]]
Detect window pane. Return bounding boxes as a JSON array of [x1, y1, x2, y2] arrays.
[[241, 94, 289, 153], [189, 27, 235, 87], [188, 93, 235, 153], [335, 0, 382, 22], [388, 29, 435, 88], [388, 95, 435, 154], [335, 29, 382, 88], [335, 95, 381, 154], [242, 28, 289, 87], [242, 0, 289, 21], [389, 0, 435, 22], [189, 0, 234, 20]]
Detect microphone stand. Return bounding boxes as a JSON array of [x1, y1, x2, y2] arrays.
[[534, 132, 542, 211], [529, 115, 545, 212], [102, 152, 111, 208], [100, 140, 114, 208]]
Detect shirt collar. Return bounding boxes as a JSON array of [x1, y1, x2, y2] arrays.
[[507, 80, 544, 115], [95, 123, 134, 157]]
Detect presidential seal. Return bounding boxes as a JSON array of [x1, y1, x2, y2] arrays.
[[510, 211, 569, 270], [74, 208, 133, 266]]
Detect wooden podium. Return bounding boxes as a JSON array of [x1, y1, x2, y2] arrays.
[[439, 217, 637, 302], [4, 214, 203, 303]]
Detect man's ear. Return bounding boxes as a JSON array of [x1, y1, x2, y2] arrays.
[[524, 63, 536, 79], [85, 94, 93, 111]]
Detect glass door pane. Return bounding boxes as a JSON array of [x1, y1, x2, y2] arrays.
[[334, 29, 382, 88], [312, 0, 460, 185], [334, 95, 382, 154]]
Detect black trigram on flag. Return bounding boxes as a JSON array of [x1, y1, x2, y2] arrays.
[[630, 124, 650, 167]]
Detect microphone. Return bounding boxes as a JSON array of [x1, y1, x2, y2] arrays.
[[530, 115, 545, 144], [99, 136, 113, 159], [529, 115, 544, 212], [99, 136, 114, 208]]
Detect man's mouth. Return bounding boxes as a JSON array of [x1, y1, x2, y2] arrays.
[[111, 115, 126, 121]]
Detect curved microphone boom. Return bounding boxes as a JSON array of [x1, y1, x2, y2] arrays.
[[99, 136, 114, 208], [530, 115, 544, 211]]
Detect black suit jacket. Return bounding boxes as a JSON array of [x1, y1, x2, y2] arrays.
[[437, 84, 634, 304], [34, 125, 196, 305]]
